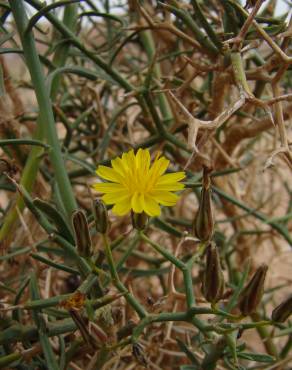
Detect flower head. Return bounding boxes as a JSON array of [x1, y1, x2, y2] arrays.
[[93, 148, 185, 216]]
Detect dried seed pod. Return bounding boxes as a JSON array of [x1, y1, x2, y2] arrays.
[[193, 166, 214, 242], [132, 342, 147, 367], [117, 320, 136, 340], [272, 295, 292, 323], [72, 210, 92, 258], [131, 211, 148, 230], [93, 199, 109, 234], [238, 264, 268, 316], [0, 158, 18, 176], [202, 243, 224, 305]]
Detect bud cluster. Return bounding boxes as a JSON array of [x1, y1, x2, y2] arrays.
[[193, 166, 214, 242]]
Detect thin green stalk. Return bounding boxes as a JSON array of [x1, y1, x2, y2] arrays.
[[0, 139, 50, 148], [0, 353, 22, 368], [160, 1, 218, 56], [230, 51, 253, 96], [0, 125, 44, 242], [182, 268, 195, 307], [140, 232, 185, 270], [0, 1, 79, 242], [26, 0, 134, 92], [213, 186, 292, 245], [102, 234, 147, 319], [9, 0, 77, 217], [50, 2, 78, 99], [190, 0, 222, 51], [139, 29, 173, 125], [251, 313, 278, 358], [29, 273, 60, 370]]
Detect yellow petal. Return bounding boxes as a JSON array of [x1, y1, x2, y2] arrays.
[[96, 165, 123, 183], [155, 183, 185, 191], [156, 172, 185, 184], [93, 182, 125, 193], [122, 150, 135, 169], [150, 190, 178, 206], [131, 192, 144, 213], [151, 157, 169, 178], [102, 191, 130, 205], [111, 157, 128, 176], [143, 195, 161, 216], [112, 200, 132, 216], [136, 148, 150, 172]]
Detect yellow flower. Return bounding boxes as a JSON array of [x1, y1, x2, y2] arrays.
[[93, 148, 185, 217]]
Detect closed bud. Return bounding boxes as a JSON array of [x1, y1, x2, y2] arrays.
[[117, 320, 136, 340], [244, 0, 257, 9], [72, 210, 92, 258], [238, 264, 268, 316], [131, 211, 148, 230], [271, 295, 292, 323], [93, 199, 109, 234], [202, 244, 224, 305], [193, 166, 214, 242], [132, 342, 147, 367]]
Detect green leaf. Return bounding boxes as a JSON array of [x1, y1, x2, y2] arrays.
[[78, 11, 125, 27], [33, 198, 74, 244], [237, 352, 275, 363], [274, 326, 292, 337], [29, 273, 60, 370], [24, 0, 84, 35], [153, 217, 183, 237], [176, 338, 200, 366], [0, 139, 49, 148]]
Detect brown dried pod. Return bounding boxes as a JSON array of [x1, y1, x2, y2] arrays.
[[117, 320, 137, 340], [193, 166, 214, 242], [271, 295, 292, 323], [131, 211, 148, 230], [202, 243, 224, 305], [93, 199, 109, 234], [132, 342, 147, 367], [238, 264, 268, 316], [72, 210, 92, 258], [244, 0, 257, 9]]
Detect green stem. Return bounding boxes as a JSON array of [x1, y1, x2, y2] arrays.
[[0, 1, 79, 243], [139, 28, 173, 125], [140, 232, 185, 270], [0, 125, 44, 242], [102, 234, 147, 319], [182, 268, 195, 307], [213, 186, 292, 245], [251, 313, 278, 358], [26, 0, 134, 92], [230, 52, 253, 96], [50, 2, 78, 99], [190, 0, 222, 51], [9, 0, 77, 218]]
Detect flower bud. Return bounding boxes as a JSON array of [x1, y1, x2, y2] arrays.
[[238, 264, 268, 316], [72, 210, 92, 258], [271, 295, 292, 323], [202, 244, 224, 305], [93, 199, 109, 234], [117, 320, 136, 340], [132, 342, 147, 367], [131, 211, 148, 230], [193, 166, 214, 242]]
